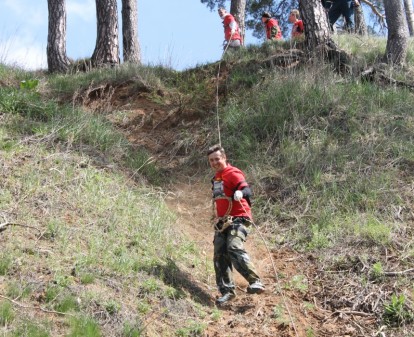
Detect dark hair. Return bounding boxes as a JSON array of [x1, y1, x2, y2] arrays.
[[207, 144, 225, 156], [261, 12, 271, 18]]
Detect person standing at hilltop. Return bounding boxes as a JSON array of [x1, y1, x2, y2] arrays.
[[261, 12, 283, 41], [327, 0, 360, 32], [207, 144, 265, 306], [288, 9, 305, 40], [218, 7, 242, 50]]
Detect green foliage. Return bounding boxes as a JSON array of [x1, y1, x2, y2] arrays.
[[122, 321, 143, 337], [175, 320, 206, 337], [43, 220, 63, 241], [0, 301, 14, 326], [136, 300, 151, 315], [272, 304, 290, 326], [11, 321, 50, 337], [79, 273, 96, 285], [210, 307, 222, 321], [140, 278, 160, 294], [124, 148, 160, 184], [370, 262, 384, 280], [306, 328, 316, 337], [20, 79, 39, 90], [355, 216, 391, 245], [44, 285, 61, 303], [5, 281, 32, 299], [0, 255, 11, 275], [55, 294, 80, 313], [48, 63, 166, 96], [383, 294, 414, 327], [53, 273, 72, 287], [285, 274, 308, 293], [68, 316, 101, 337], [164, 286, 180, 299], [104, 300, 121, 315]]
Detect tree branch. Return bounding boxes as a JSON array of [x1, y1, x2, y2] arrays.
[[384, 268, 414, 276], [0, 222, 41, 234], [0, 294, 74, 316], [360, 0, 385, 24]]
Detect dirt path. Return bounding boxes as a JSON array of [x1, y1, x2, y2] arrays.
[[164, 175, 332, 337], [102, 86, 369, 337]]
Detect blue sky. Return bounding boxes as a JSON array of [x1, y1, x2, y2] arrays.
[[0, 0, 260, 71]]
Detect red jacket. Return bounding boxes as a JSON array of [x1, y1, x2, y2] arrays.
[[265, 18, 282, 40], [291, 20, 304, 38], [212, 164, 252, 219], [222, 14, 242, 42]]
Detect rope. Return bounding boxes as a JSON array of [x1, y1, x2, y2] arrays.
[[238, 201, 299, 337], [215, 31, 234, 147], [214, 28, 299, 337]]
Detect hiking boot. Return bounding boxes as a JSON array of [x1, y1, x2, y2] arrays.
[[215, 292, 236, 305], [247, 281, 265, 294]]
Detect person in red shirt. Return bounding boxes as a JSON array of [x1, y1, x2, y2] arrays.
[[207, 144, 264, 305], [218, 7, 242, 50], [288, 9, 305, 40], [261, 12, 283, 41]]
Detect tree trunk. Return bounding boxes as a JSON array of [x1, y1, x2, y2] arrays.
[[92, 0, 120, 67], [354, 4, 368, 35], [121, 0, 141, 64], [230, 0, 246, 45], [383, 0, 408, 65], [47, 0, 70, 73], [299, 0, 331, 50], [403, 0, 414, 36]]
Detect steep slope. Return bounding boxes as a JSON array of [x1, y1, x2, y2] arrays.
[[85, 80, 381, 336]]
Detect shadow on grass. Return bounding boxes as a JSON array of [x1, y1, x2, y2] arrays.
[[147, 258, 214, 307]]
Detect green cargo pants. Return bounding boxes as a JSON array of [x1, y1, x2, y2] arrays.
[[213, 218, 261, 295]]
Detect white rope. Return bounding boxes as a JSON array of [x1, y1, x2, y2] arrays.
[[214, 28, 299, 337], [238, 201, 299, 337], [215, 32, 234, 147]]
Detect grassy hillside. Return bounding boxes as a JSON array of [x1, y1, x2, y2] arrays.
[[1, 34, 414, 336]]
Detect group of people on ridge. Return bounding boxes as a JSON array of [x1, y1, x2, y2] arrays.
[[218, 7, 304, 51], [219, 0, 360, 51]]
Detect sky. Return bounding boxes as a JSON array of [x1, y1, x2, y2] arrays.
[[0, 0, 260, 71]]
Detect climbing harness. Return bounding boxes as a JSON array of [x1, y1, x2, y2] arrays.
[[212, 195, 233, 232]]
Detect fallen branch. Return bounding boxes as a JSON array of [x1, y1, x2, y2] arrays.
[[360, 67, 414, 91], [360, 0, 385, 25], [0, 294, 74, 316], [0, 222, 41, 234], [333, 309, 374, 317], [384, 268, 414, 276]]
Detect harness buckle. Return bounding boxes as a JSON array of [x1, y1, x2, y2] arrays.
[[214, 216, 233, 232]]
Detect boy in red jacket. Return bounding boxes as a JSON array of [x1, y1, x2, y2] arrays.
[[218, 8, 242, 49], [289, 9, 305, 40], [261, 12, 282, 41], [207, 144, 264, 306]]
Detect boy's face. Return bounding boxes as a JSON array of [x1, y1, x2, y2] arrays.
[[218, 9, 225, 18], [289, 13, 296, 23], [208, 151, 227, 172]]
